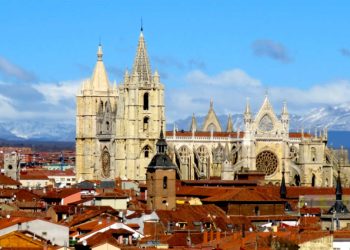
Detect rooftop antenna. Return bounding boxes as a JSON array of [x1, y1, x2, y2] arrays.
[[99, 36, 102, 46], [141, 17, 143, 32]]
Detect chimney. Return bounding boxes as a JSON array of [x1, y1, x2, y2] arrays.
[[216, 231, 221, 241], [203, 231, 208, 244]]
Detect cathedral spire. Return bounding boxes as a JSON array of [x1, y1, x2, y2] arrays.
[[244, 98, 252, 124], [280, 165, 287, 199], [91, 43, 109, 91], [282, 101, 288, 115], [156, 122, 167, 154], [132, 30, 152, 84], [244, 98, 251, 115], [336, 170, 343, 201], [190, 113, 197, 132], [226, 113, 234, 132], [202, 99, 222, 132]]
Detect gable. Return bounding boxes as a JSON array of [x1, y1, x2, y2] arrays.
[[0, 231, 44, 249]]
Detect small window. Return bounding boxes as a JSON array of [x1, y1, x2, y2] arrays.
[[143, 93, 149, 110], [311, 174, 316, 187], [106, 121, 110, 131], [143, 117, 149, 131], [144, 146, 150, 158], [311, 147, 316, 162], [163, 176, 168, 189]]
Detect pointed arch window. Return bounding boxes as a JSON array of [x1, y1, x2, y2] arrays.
[[143, 117, 149, 131], [311, 147, 316, 162], [106, 121, 110, 131], [100, 101, 104, 112], [311, 174, 316, 187], [143, 93, 149, 110], [144, 145, 150, 158], [105, 101, 109, 112]]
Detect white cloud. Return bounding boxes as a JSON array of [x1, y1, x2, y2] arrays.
[[32, 79, 82, 105], [0, 79, 83, 122], [0, 56, 36, 82], [166, 69, 350, 122], [186, 69, 261, 87], [0, 94, 18, 119]]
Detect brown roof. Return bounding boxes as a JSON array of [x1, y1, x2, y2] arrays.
[[0, 174, 21, 186], [35, 188, 80, 199], [65, 206, 117, 227], [202, 188, 283, 203], [0, 217, 33, 230], [156, 204, 251, 232]]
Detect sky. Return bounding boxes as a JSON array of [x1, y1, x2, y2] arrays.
[[1, 1, 350, 123]]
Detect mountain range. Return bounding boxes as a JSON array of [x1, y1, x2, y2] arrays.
[[1, 103, 350, 149]]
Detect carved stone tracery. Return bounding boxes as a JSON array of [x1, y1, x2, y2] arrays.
[[256, 150, 278, 175]]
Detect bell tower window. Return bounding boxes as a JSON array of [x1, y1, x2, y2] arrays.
[[143, 117, 149, 131], [163, 176, 168, 189], [143, 93, 149, 110]]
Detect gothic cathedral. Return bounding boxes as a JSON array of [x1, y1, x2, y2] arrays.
[[76, 30, 347, 187], [76, 31, 165, 181]]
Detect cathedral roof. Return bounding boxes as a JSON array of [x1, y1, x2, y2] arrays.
[[166, 131, 245, 138], [132, 31, 152, 84], [165, 131, 311, 139], [91, 44, 110, 91]]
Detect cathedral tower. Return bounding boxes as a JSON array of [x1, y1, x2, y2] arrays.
[[116, 30, 165, 180], [76, 44, 118, 181]]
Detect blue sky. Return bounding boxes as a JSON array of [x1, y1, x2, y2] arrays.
[[1, 1, 350, 123]]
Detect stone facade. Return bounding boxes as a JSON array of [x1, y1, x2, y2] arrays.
[[76, 32, 164, 181], [165, 97, 346, 187], [76, 31, 346, 186]]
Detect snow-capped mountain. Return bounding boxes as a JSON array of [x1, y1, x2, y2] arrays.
[[0, 121, 75, 141], [169, 103, 350, 132], [1, 103, 350, 142]]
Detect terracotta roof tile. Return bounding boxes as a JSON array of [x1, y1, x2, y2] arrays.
[[0, 174, 21, 186]]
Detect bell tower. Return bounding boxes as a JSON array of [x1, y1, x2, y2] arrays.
[[146, 127, 176, 210], [116, 29, 165, 180], [76, 44, 118, 181]]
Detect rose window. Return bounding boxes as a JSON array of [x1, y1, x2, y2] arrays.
[[256, 151, 278, 175]]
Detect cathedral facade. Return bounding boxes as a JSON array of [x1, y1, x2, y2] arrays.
[[165, 97, 346, 187], [76, 31, 345, 186], [76, 31, 165, 181]]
